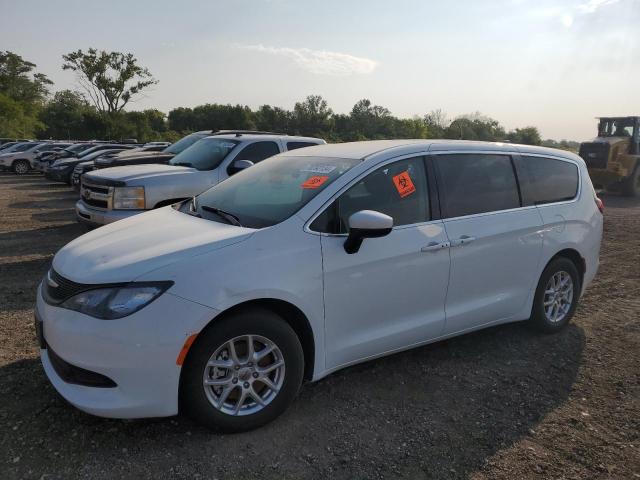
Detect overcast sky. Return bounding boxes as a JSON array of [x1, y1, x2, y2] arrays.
[[1, 0, 639, 140]]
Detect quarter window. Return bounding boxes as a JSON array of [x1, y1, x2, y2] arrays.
[[518, 156, 579, 205], [436, 154, 520, 218], [236, 141, 280, 163], [311, 157, 430, 234]]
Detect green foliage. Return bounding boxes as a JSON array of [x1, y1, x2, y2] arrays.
[[507, 126, 542, 146], [0, 51, 50, 137], [38, 90, 93, 139], [167, 104, 255, 132], [542, 138, 580, 152], [291, 95, 333, 137], [0, 93, 44, 137], [62, 48, 157, 114]]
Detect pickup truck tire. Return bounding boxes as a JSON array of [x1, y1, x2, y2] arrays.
[[12, 159, 30, 175], [622, 163, 640, 197]]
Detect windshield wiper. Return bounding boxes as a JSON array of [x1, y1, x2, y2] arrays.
[[200, 205, 243, 227], [173, 162, 194, 168], [182, 196, 201, 217]]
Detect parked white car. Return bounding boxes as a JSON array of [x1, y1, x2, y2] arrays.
[[37, 140, 602, 431], [75, 132, 325, 227], [0, 141, 47, 173]]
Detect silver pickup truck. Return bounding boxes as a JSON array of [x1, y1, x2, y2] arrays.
[[75, 132, 325, 227]]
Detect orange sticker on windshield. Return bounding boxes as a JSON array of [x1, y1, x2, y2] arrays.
[[301, 175, 329, 189], [392, 171, 416, 198]]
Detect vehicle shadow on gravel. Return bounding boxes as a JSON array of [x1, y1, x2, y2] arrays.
[[0, 322, 585, 479], [31, 209, 78, 223]]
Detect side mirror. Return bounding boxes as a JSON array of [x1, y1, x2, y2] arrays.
[[228, 159, 254, 175], [344, 210, 393, 254]]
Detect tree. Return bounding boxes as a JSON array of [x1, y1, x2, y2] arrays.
[[506, 126, 542, 145], [292, 95, 333, 137], [348, 99, 394, 139], [38, 90, 94, 139], [0, 51, 51, 137], [445, 113, 506, 141], [62, 48, 157, 114], [423, 109, 450, 138]]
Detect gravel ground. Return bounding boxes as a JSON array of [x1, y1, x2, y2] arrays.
[[0, 172, 638, 480]]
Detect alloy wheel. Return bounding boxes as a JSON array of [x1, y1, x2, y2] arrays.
[[543, 271, 574, 323], [202, 334, 285, 416], [14, 161, 29, 174]]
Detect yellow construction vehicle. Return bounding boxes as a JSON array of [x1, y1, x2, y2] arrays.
[[579, 116, 640, 196]]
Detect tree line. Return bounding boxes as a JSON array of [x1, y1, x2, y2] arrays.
[[0, 49, 579, 150]]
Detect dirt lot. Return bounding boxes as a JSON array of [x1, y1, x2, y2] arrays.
[[0, 172, 638, 480]]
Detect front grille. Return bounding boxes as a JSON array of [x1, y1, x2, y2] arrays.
[[43, 269, 92, 304], [81, 180, 113, 210], [48, 345, 117, 388], [579, 142, 610, 169]]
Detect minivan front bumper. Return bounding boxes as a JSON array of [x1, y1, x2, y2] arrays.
[[75, 199, 143, 227], [36, 283, 218, 418]]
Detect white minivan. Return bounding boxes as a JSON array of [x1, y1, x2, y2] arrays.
[[36, 140, 603, 432]]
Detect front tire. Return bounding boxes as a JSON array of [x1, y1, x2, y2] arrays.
[[181, 308, 304, 432], [530, 257, 580, 333], [13, 159, 30, 175]]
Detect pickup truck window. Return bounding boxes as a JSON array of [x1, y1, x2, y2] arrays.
[[169, 138, 239, 171], [235, 141, 280, 164]]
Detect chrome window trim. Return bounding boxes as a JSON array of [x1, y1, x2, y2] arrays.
[[515, 152, 583, 209], [431, 151, 582, 222]]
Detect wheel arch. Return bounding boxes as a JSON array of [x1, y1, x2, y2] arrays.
[[547, 248, 585, 286], [12, 158, 30, 167], [182, 298, 316, 382]]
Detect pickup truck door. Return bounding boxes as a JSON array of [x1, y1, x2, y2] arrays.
[[218, 141, 283, 183]]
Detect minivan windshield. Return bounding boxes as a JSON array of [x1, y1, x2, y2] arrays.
[[169, 137, 239, 171], [182, 155, 359, 228], [164, 132, 209, 155]]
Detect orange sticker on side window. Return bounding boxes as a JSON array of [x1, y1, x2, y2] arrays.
[[301, 175, 329, 189], [392, 171, 416, 198]]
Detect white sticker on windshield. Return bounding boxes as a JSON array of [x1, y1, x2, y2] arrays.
[[221, 143, 237, 148], [301, 165, 337, 174]]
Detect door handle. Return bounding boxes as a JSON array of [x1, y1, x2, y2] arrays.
[[421, 241, 450, 252], [450, 235, 476, 247]]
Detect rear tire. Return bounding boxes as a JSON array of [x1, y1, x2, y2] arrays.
[[622, 163, 640, 197], [13, 159, 30, 175], [530, 257, 580, 333], [181, 308, 304, 432]]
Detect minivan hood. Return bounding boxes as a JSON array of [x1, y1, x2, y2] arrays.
[[53, 207, 254, 284], [85, 164, 195, 184]]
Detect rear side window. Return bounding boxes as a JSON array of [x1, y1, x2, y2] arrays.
[[286, 141, 319, 151], [517, 156, 579, 205], [435, 154, 520, 218], [236, 141, 280, 163], [312, 156, 430, 233]]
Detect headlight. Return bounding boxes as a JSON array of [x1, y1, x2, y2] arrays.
[[113, 186, 145, 209], [60, 282, 172, 319]]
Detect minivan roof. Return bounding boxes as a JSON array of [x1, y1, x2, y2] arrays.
[[278, 139, 581, 163]]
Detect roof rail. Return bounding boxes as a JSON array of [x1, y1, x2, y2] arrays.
[[211, 130, 287, 137]]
